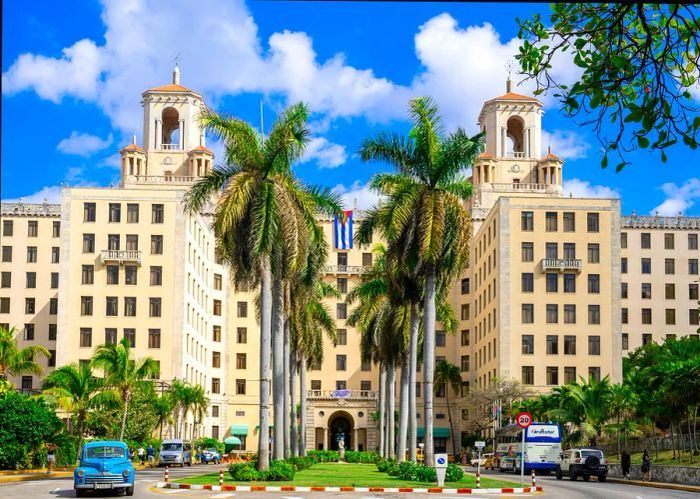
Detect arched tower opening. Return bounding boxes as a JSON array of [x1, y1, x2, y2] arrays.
[[506, 116, 525, 157], [161, 107, 180, 150]]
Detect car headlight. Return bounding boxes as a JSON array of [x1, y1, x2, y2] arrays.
[[123, 469, 131, 478], [77, 470, 85, 478]]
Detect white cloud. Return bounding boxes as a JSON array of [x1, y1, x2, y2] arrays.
[[97, 153, 122, 169], [3, 186, 63, 204], [541, 130, 590, 161], [562, 178, 620, 199], [652, 178, 700, 215], [57, 131, 113, 156], [300, 137, 347, 169], [332, 181, 383, 211]]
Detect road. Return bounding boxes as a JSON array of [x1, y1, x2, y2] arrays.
[[0, 464, 696, 498]]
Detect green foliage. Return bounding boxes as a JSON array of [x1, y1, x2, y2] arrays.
[[517, 4, 700, 169], [391, 461, 458, 483], [307, 450, 339, 462], [265, 460, 296, 481], [228, 459, 297, 481], [229, 462, 260, 481], [375, 457, 396, 472], [396, 460, 417, 480], [123, 387, 161, 443], [285, 456, 316, 470], [194, 437, 224, 455], [342, 451, 379, 463], [0, 325, 50, 383], [445, 463, 464, 482], [0, 392, 63, 469]]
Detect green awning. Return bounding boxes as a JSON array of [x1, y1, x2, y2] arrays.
[[230, 424, 249, 436], [224, 436, 242, 445], [417, 427, 450, 438]]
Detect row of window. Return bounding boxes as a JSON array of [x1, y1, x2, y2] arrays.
[[522, 365, 601, 385], [335, 252, 373, 267], [621, 257, 699, 274], [78, 327, 162, 349], [1, 220, 60, 238], [621, 332, 699, 350], [22, 297, 58, 315], [522, 211, 600, 232], [83, 202, 164, 224], [0, 246, 60, 264], [1, 271, 59, 289], [16, 322, 57, 341], [80, 296, 162, 317], [621, 231, 699, 250], [82, 234, 163, 254], [522, 273, 600, 293], [519, 242, 598, 262], [521, 334, 600, 355], [621, 282, 699, 300], [521, 304, 600, 324], [621, 307, 699, 325]]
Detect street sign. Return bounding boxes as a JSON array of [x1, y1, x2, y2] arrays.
[[516, 412, 533, 429], [434, 453, 448, 487], [435, 454, 448, 468], [475, 441, 486, 449]]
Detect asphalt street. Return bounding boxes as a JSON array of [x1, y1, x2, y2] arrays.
[[0, 464, 697, 499]]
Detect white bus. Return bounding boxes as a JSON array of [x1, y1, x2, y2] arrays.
[[494, 423, 562, 474]]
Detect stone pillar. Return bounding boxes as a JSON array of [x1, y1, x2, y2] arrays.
[[353, 429, 359, 451], [179, 119, 185, 150], [525, 128, 530, 157], [501, 127, 507, 157], [155, 120, 162, 149], [323, 428, 328, 451]]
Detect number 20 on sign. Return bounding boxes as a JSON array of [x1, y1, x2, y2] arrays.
[[516, 412, 532, 428]]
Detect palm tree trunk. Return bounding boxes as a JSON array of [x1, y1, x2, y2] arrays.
[[408, 303, 419, 462], [379, 365, 386, 457], [76, 413, 85, 463], [299, 355, 307, 457], [283, 288, 291, 459], [398, 352, 409, 462], [258, 256, 273, 470], [291, 355, 298, 457], [423, 266, 437, 467], [387, 364, 396, 459], [447, 389, 458, 458], [272, 276, 285, 461], [119, 391, 130, 441]]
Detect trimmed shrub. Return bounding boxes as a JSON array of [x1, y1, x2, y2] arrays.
[[445, 463, 464, 482], [396, 460, 418, 480], [285, 456, 314, 471], [307, 450, 339, 462], [229, 463, 259, 481], [343, 451, 380, 463], [415, 465, 437, 482], [376, 458, 397, 472], [265, 460, 295, 481]]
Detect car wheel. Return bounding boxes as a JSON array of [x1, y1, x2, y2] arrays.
[[569, 467, 577, 481], [598, 474, 607, 482], [583, 475, 590, 481], [555, 467, 563, 480], [126, 485, 135, 496], [75, 490, 86, 498]]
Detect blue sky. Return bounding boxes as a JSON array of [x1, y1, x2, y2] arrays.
[[2, 0, 699, 216]]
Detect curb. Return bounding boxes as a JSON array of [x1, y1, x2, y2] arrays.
[[0, 472, 73, 483], [606, 477, 700, 494], [156, 482, 542, 494]]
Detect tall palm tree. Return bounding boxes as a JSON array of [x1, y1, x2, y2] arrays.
[[186, 103, 340, 469], [357, 97, 483, 465], [434, 360, 462, 457], [91, 337, 160, 440], [0, 325, 50, 385], [190, 384, 209, 441], [42, 363, 119, 461], [153, 390, 175, 440]]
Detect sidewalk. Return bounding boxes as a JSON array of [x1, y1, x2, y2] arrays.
[[607, 477, 700, 494], [0, 471, 73, 483]]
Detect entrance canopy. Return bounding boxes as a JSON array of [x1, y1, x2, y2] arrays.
[[224, 436, 242, 445], [417, 427, 450, 438], [230, 424, 249, 436]]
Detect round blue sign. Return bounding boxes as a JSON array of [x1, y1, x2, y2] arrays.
[[437, 457, 446, 465]]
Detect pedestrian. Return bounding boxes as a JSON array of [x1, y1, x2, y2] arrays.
[[46, 444, 56, 474], [621, 450, 631, 479], [129, 447, 135, 462], [641, 449, 652, 482], [137, 446, 146, 466], [147, 444, 155, 467]]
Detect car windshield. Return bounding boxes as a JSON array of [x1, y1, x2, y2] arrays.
[[205, 449, 217, 453], [86, 446, 125, 459], [162, 443, 182, 451], [581, 450, 603, 458]]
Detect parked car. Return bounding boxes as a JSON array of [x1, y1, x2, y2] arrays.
[[556, 448, 608, 482], [201, 448, 221, 464], [73, 440, 135, 497], [158, 439, 193, 467], [470, 452, 494, 467]]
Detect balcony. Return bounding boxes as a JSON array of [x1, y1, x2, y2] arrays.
[[160, 143, 180, 150], [478, 183, 561, 194], [100, 250, 142, 265], [307, 389, 377, 400], [540, 258, 583, 273], [124, 175, 196, 185], [325, 265, 371, 275]]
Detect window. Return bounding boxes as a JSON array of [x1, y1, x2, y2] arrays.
[[26, 220, 38, 237], [587, 213, 599, 232], [337, 303, 347, 319], [236, 353, 247, 369], [563, 212, 575, 232], [2, 220, 13, 236], [1, 246, 12, 263], [48, 350, 56, 367], [127, 204, 139, 223], [589, 367, 601, 382], [237, 301, 248, 317], [545, 242, 558, 259], [0, 298, 9, 314], [522, 335, 534, 354], [666, 283, 676, 300], [588, 335, 600, 355], [105, 328, 117, 345], [564, 304, 576, 324], [148, 329, 161, 348], [106, 265, 119, 285], [108, 203, 121, 223], [690, 259, 699, 275], [642, 308, 652, 324], [690, 233, 699, 250], [125, 266, 137, 285], [124, 328, 135, 347], [21, 376, 33, 390], [641, 258, 651, 274], [83, 203, 96, 222], [622, 333, 629, 350], [337, 329, 347, 346], [621, 232, 627, 248], [152, 204, 164, 223], [461, 278, 470, 294], [51, 247, 60, 263], [336, 381, 347, 390], [546, 335, 558, 354], [690, 284, 699, 300], [621, 257, 628, 273], [564, 367, 576, 384], [213, 299, 222, 316], [621, 282, 628, 299], [361, 358, 371, 371], [522, 366, 534, 385], [212, 273, 222, 290], [622, 307, 629, 324], [126, 235, 138, 251], [149, 298, 162, 317], [641, 232, 651, 249], [665, 258, 676, 275], [546, 366, 559, 385], [150, 266, 162, 286], [521, 211, 534, 231], [81, 296, 93, 316], [523, 273, 534, 293], [544, 273, 557, 292], [211, 378, 221, 394], [461, 304, 469, 320], [80, 328, 92, 347], [0, 272, 10, 288], [82, 234, 95, 253], [564, 335, 576, 355], [641, 282, 652, 299], [563, 273, 576, 293], [361, 380, 372, 391], [25, 298, 35, 314], [666, 308, 676, 325], [212, 406, 220, 418], [336, 354, 347, 371], [588, 305, 600, 324], [105, 297, 118, 316], [461, 355, 470, 371], [461, 329, 470, 346], [545, 212, 558, 231], [150, 235, 163, 254], [207, 350, 220, 368], [107, 234, 120, 250], [235, 379, 246, 395], [49, 298, 57, 315], [235, 326, 248, 344], [664, 233, 675, 249], [563, 243, 576, 260], [124, 297, 137, 317], [362, 252, 373, 267], [522, 304, 534, 323], [546, 304, 558, 323], [50, 272, 59, 289], [26, 272, 36, 289], [337, 252, 348, 266], [587, 244, 599, 263], [690, 309, 699, 325], [311, 380, 321, 391], [435, 383, 446, 398], [521, 242, 534, 262], [23, 323, 34, 341], [436, 331, 446, 347], [27, 247, 37, 263], [52, 221, 60, 237], [337, 278, 347, 294]]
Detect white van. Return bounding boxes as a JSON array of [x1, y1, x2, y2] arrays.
[[158, 439, 193, 467]]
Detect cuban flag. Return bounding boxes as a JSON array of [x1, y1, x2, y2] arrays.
[[334, 210, 354, 249]]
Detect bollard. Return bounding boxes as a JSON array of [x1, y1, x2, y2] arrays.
[[164, 465, 169, 483], [531, 469, 536, 488], [476, 467, 480, 489], [219, 468, 224, 486]]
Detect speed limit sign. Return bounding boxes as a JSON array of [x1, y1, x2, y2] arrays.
[[516, 411, 533, 428]]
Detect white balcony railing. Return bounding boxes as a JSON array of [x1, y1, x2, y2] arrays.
[[307, 389, 377, 400], [507, 151, 526, 158], [160, 143, 180, 150], [325, 265, 371, 274], [125, 175, 196, 185], [540, 258, 583, 272], [479, 183, 560, 193], [100, 250, 142, 265]]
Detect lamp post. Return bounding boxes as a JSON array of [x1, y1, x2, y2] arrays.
[[419, 443, 425, 464]]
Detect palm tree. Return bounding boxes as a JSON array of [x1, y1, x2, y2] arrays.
[[0, 325, 50, 386], [91, 337, 160, 440], [434, 360, 462, 457], [153, 390, 175, 440], [42, 363, 118, 461], [190, 384, 208, 441], [357, 97, 483, 465], [185, 103, 340, 469]]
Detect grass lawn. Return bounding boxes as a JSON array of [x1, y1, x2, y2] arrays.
[[175, 463, 520, 488], [606, 449, 700, 468]]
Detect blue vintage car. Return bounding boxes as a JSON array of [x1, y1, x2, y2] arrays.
[[74, 441, 135, 497]]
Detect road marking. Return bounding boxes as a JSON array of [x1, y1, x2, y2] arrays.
[[52, 488, 61, 492], [283, 496, 303, 499], [212, 494, 236, 498], [162, 490, 183, 494]]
